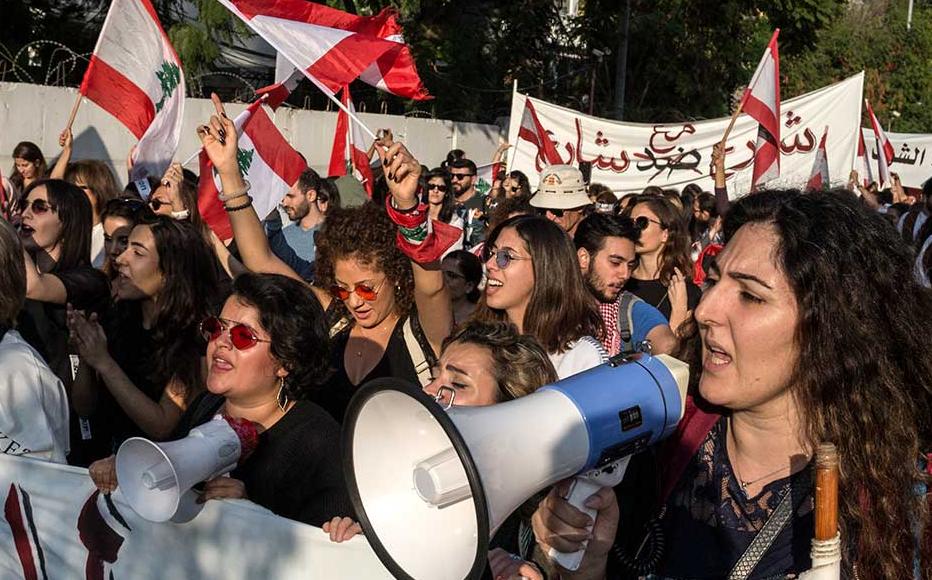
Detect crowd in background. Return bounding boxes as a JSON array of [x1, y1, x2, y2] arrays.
[[1, 99, 930, 579]]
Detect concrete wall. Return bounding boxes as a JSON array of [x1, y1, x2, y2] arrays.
[[0, 82, 504, 188]]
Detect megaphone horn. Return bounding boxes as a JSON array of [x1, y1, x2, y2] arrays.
[[343, 352, 689, 580]]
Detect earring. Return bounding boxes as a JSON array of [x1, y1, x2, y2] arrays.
[[277, 376, 289, 412]]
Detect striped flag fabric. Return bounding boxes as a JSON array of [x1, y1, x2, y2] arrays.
[[327, 85, 374, 196], [518, 98, 564, 166], [805, 127, 829, 191], [216, 0, 397, 93], [198, 100, 305, 242], [740, 29, 781, 190], [865, 100, 895, 188], [256, 5, 429, 108], [856, 127, 874, 187], [79, 0, 184, 181]]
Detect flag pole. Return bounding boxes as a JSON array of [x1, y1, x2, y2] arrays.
[[65, 92, 83, 131], [719, 97, 746, 148], [304, 74, 378, 142], [507, 79, 519, 172]]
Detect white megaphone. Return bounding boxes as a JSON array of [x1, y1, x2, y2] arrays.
[[115, 415, 248, 523], [343, 352, 689, 580]]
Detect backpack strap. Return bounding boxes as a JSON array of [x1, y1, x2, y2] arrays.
[[402, 314, 437, 387], [617, 291, 642, 354]]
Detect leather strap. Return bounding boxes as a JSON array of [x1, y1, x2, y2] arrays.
[[727, 487, 794, 580]]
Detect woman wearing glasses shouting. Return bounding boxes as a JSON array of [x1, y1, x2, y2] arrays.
[[197, 94, 453, 423]]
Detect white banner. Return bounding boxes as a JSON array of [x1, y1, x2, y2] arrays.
[[0, 454, 393, 579], [507, 73, 865, 197], [862, 129, 932, 189]]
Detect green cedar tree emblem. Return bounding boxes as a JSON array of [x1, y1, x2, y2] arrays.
[[475, 177, 492, 195], [154, 61, 181, 113], [237, 148, 254, 176]]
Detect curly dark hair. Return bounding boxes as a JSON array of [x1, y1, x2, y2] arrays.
[[230, 273, 331, 399], [314, 202, 414, 320], [723, 188, 932, 578]]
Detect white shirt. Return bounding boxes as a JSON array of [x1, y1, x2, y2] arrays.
[[91, 222, 106, 269], [0, 330, 70, 463], [548, 336, 609, 380]]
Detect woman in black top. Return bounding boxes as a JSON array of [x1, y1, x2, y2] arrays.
[[158, 273, 350, 526], [69, 213, 220, 460], [15, 179, 110, 465], [621, 194, 701, 334], [200, 95, 451, 423]]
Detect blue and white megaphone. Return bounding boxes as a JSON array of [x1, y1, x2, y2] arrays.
[[342, 352, 689, 580]]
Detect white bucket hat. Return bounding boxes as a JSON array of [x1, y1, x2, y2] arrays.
[[530, 165, 592, 210]]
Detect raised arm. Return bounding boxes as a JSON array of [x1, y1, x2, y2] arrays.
[[50, 128, 73, 180], [197, 94, 305, 284], [377, 139, 453, 353], [23, 248, 68, 303]]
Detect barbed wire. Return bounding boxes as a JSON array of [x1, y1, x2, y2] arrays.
[[0, 40, 91, 86]]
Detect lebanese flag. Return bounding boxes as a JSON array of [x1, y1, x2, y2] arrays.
[[518, 98, 564, 166], [216, 0, 397, 93], [865, 100, 895, 188], [806, 127, 829, 191], [856, 128, 874, 187], [79, 0, 184, 181], [198, 100, 305, 242], [739, 29, 781, 190], [257, 6, 429, 106], [328, 85, 374, 196]]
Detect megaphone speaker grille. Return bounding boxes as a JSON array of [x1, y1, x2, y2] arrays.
[[343, 378, 490, 580]]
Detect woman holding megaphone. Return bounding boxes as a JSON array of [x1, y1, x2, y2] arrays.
[[531, 189, 932, 579], [91, 272, 353, 526]]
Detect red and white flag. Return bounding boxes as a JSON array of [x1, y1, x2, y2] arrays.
[[855, 127, 874, 187], [518, 98, 564, 166], [79, 0, 184, 180], [865, 100, 895, 188], [198, 100, 305, 242], [217, 0, 397, 94], [328, 85, 374, 196], [805, 127, 829, 190], [739, 29, 781, 190], [257, 5, 429, 108]]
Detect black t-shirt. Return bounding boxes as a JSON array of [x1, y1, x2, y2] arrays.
[[16, 265, 110, 465], [455, 192, 487, 248], [625, 277, 702, 323], [315, 313, 426, 424], [174, 393, 353, 526]]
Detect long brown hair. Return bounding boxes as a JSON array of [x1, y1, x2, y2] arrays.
[[9, 141, 47, 192], [474, 215, 602, 354], [623, 194, 691, 285], [724, 188, 932, 578]]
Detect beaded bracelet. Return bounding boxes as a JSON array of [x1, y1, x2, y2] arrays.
[[218, 179, 251, 202], [224, 196, 253, 212]]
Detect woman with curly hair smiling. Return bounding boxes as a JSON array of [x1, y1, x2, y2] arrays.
[[198, 95, 451, 422]]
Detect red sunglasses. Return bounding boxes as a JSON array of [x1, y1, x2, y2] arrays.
[[200, 316, 271, 350], [329, 278, 386, 302]]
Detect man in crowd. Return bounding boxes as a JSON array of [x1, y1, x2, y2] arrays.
[[574, 213, 677, 356], [530, 165, 592, 238], [450, 158, 486, 249], [266, 168, 326, 281]]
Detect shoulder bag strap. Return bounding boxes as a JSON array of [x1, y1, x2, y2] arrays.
[[402, 316, 434, 387], [727, 488, 795, 580]]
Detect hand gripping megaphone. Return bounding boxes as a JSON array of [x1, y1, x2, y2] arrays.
[[342, 352, 689, 580], [115, 415, 259, 523]]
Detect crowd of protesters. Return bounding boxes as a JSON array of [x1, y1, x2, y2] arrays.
[[1, 94, 930, 579]]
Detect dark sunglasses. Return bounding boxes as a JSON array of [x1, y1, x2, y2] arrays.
[[427, 183, 449, 192], [23, 198, 56, 214], [450, 173, 475, 180], [106, 197, 147, 213], [504, 185, 522, 194], [634, 216, 664, 230], [329, 278, 386, 302], [481, 246, 531, 269], [148, 198, 168, 211], [200, 316, 271, 350]]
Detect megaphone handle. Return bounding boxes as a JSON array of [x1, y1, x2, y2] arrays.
[[547, 476, 602, 571]]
